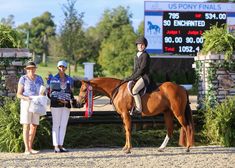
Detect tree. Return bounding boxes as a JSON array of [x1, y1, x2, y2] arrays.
[[99, 25, 136, 77], [97, 6, 136, 77], [17, 22, 30, 48], [137, 21, 144, 36], [31, 12, 55, 65], [84, 27, 100, 61], [1, 15, 15, 27], [59, 0, 86, 73], [96, 6, 132, 40], [48, 36, 66, 60], [0, 24, 22, 48], [82, 27, 104, 77], [17, 12, 56, 65]]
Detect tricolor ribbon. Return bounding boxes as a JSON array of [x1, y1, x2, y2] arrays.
[[85, 84, 93, 118]]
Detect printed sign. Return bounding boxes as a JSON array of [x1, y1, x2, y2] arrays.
[[144, 1, 235, 56]]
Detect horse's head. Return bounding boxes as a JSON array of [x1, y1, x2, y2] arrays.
[[76, 80, 89, 108], [76, 77, 125, 108]]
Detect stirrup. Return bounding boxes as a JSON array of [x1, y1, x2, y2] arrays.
[[130, 107, 142, 117]]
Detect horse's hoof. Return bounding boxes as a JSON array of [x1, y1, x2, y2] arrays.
[[186, 148, 190, 152], [158, 148, 164, 152]]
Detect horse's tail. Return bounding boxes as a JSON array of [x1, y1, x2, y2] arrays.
[[179, 91, 195, 147]]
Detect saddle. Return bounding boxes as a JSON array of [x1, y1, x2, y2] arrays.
[[127, 80, 160, 116], [127, 80, 159, 97]]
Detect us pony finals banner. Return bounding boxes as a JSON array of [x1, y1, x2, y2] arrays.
[[85, 85, 93, 118]]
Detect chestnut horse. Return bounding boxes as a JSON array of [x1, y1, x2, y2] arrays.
[[77, 77, 194, 154]]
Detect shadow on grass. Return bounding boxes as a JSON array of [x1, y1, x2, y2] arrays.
[[63, 124, 208, 149]]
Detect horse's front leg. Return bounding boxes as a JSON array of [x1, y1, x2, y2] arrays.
[[158, 110, 174, 152], [121, 112, 132, 154]]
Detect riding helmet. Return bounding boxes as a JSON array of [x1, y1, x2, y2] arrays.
[[135, 36, 148, 47]]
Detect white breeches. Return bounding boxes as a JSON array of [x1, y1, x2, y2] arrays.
[[132, 77, 145, 111], [51, 107, 70, 146]]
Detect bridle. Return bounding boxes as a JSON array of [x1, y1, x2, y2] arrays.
[[77, 80, 127, 107], [77, 82, 89, 106]]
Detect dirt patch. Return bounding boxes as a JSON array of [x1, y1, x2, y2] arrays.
[[1, 146, 234, 167]]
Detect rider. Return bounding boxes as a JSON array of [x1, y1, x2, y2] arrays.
[[123, 36, 151, 116]]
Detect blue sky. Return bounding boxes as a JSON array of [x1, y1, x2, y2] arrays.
[[0, 0, 205, 30]]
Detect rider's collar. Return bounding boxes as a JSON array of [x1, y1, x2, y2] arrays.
[[137, 51, 143, 57]]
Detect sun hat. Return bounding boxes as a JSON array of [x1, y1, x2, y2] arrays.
[[24, 61, 37, 69], [57, 60, 67, 68]]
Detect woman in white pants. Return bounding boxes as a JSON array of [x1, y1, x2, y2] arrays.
[[49, 60, 74, 153], [17, 61, 44, 154]]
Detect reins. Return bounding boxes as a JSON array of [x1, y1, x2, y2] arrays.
[[110, 81, 126, 104], [82, 80, 126, 108], [93, 95, 111, 107], [93, 95, 103, 100]]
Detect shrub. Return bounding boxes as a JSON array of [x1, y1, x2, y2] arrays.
[[203, 97, 235, 147], [0, 97, 51, 152], [201, 24, 235, 61], [0, 97, 23, 152]]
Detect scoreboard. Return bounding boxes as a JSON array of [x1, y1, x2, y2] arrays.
[[163, 11, 226, 54], [144, 1, 235, 56]]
